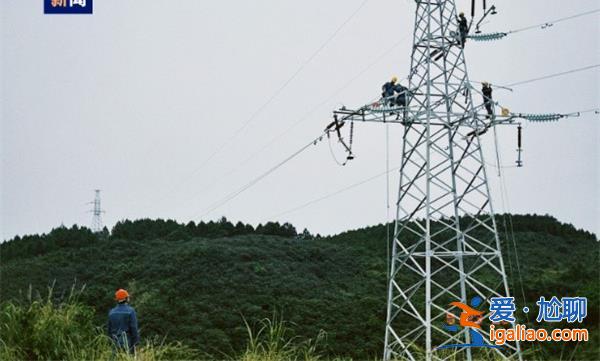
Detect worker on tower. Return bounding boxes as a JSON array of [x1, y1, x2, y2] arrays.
[[482, 82, 494, 118], [108, 289, 139, 355], [394, 82, 408, 108], [457, 12, 469, 48], [381, 76, 408, 108], [382, 76, 398, 107]]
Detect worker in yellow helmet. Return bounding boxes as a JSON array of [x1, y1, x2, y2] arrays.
[[381, 76, 408, 107], [382, 76, 398, 106], [381, 76, 409, 121], [108, 289, 139, 354]]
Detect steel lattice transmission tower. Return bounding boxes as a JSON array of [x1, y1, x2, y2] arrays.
[[329, 1, 523, 360], [381, 1, 520, 359], [89, 189, 105, 233]]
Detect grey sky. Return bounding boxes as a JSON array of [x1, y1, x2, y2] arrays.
[[2, 0, 599, 240]]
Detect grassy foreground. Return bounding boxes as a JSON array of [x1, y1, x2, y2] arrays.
[[0, 287, 336, 361], [0, 287, 196, 361]]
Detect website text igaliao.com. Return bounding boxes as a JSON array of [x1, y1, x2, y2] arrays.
[[489, 324, 589, 345]]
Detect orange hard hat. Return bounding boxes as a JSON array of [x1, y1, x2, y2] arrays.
[[115, 289, 129, 301]]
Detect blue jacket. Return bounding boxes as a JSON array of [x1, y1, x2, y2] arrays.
[[394, 84, 408, 100], [382, 81, 396, 98], [107, 303, 139, 351], [382, 82, 408, 99]]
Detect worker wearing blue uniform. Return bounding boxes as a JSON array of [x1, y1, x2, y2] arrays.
[[108, 289, 139, 354], [382, 76, 398, 105], [382, 76, 408, 107]]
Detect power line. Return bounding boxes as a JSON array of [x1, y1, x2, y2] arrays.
[[504, 64, 600, 87], [177, 37, 408, 209], [469, 8, 599, 42], [509, 8, 600, 34], [140, 0, 372, 212], [137, 6, 378, 219], [176, 0, 371, 183], [385, 124, 391, 285], [197, 132, 328, 218], [264, 165, 401, 221], [236, 39, 407, 167], [567, 108, 599, 115], [495, 157, 530, 323]]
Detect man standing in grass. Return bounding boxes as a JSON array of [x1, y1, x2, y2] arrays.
[[108, 289, 139, 354]]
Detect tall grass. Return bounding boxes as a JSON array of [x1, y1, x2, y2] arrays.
[[0, 285, 198, 361], [238, 314, 327, 361], [0, 286, 326, 361]]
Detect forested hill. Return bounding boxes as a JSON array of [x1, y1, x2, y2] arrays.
[[1, 214, 598, 359]]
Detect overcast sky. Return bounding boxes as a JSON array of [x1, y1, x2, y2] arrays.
[[2, 0, 599, 240]]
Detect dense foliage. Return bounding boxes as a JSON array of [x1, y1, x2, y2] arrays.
[[1, 214, 598, 360], [1, 218, 302, 261]]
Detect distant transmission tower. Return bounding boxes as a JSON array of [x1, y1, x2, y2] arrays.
[[89, 189, 105, 233], [323, 0, 565, 360]]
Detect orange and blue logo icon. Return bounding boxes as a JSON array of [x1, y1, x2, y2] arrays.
[[436, 296, 502, 350]]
